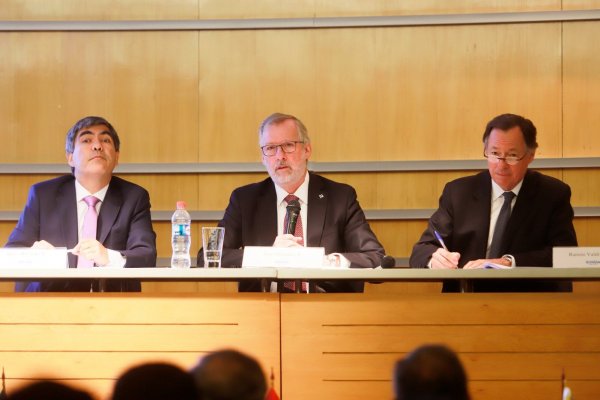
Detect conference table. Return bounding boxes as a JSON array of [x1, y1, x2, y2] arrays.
[[1, 266, 599, 400]]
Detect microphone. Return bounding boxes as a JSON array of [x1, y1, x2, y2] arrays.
[[381, 255, 396, 268], [284, 199, 301, 234]]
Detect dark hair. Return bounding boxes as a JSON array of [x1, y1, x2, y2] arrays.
[[8, 380, 93, 400], [112, 362, 198, 400], [482, 113, 538, 151], [190, 349, 267, 400], [66, 116, 121, 154], [393, 345, 470, 400]]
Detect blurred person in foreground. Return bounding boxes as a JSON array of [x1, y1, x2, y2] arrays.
[[190, 349, 267, 400], [112, 362, 197, 400], [8, 380, 93, 400], [394, 344, 470, 400]]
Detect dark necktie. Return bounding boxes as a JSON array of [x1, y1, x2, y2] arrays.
[[488, 191, 515, 259], [283, 194, 307, 292], [78, 195, 100, 268]]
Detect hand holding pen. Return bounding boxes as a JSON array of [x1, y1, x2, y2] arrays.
[[430, 225, 460, 269]]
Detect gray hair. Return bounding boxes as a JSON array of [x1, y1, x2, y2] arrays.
[[258, 113, 310, 145]]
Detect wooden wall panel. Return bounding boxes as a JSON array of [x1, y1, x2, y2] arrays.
[[0, 293, 281, 398], [280, 292, 600, 400], [563, 169, 600, 206], [194, 0, 560, 19], [196, 23, 562, 162], [563, 22, 600, 157], [573, 218, 600, 247], [0, 0, 565, 20], [197, 29, 318, 163], [0, 31, 199, 163], [563, 0, 600, 10], [0, 0, 198, 20]]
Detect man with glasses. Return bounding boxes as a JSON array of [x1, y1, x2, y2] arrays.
[[199, 112, 385, 292], [410, 113, 577, 291]]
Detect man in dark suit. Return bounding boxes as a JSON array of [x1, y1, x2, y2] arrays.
[[198, 112, 384, 292], [5, 116, 157, 291], [410, 113, 577, 292]]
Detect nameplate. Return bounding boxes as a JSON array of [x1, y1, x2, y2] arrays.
[[553, 247, 600, 268], [0, 248, 69, 269], [242, 246, 325, 268]]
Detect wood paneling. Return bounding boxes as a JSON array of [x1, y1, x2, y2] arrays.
[[0, 293, 280, 398], [196, 23, 562, 162], [563, 22, 600, 157], [564, 169, 600, 206], [0, 0, 198, 20], [280, 292, 600, 400], [0, 0, 564, 20], [197, 0, 561, 19], [563, 0, 600, 10], [0, 31, 199, 163]]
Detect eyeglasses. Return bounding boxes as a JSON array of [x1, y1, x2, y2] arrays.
[[260, 141, 304, 156], [484, 150, 527, 166]]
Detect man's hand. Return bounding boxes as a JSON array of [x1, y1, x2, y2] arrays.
[[72, 239, 109, 266], [31, 240, 55, 249], [272, 234, 303, 248], [430, 248, 461, 269]]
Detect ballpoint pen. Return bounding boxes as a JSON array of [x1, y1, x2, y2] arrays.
[[432, 228, 449, 251]]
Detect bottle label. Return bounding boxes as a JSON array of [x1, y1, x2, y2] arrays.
[[172, 223, 190, 236]]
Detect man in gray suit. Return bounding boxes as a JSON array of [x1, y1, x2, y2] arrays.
[[198, 113, 384, 292], [6, 116, 156, 291], [410, 113, 577, 291]]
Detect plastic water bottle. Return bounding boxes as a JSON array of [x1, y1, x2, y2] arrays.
[[171, 201, 191, 268]]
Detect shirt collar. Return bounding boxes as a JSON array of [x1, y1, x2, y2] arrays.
[[275, 171, 310, 206], [491, 178, 523, 200], [74, 179, 109, 203]]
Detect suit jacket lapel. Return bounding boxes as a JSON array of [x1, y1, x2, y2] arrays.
[[504, 170, 536, 248], [257, 181, 278, 242], [306, 173, 327, 247], [98, 179, 122, 244], [57, 178, 79, 267], [472, 171, 493, 256]]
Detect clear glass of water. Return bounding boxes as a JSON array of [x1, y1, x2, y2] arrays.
[[202, 227, 225, 268]]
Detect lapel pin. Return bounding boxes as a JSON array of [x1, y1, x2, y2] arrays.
[[318, 193, 324, 199]]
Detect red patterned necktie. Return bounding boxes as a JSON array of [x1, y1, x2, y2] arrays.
[[77, 195, 99, 268], [283, 194, 308, 292]]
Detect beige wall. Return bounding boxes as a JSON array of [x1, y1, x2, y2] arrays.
[[0, 1, 599, 265]]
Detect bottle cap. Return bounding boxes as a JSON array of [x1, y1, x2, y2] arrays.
[[176, 201, 187, 210]]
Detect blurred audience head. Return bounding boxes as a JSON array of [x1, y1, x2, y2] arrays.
[[8, 380, 93, 400], [112, 362, 197, 400], [393, 344, 470, 400], [190, 349, 267, 400]]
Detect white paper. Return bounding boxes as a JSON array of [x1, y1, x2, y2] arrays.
[[0, 248, 69, 269], [482, 262, 514, 270], [553, 247, 600, 268], [242, 246, 325, 268]]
